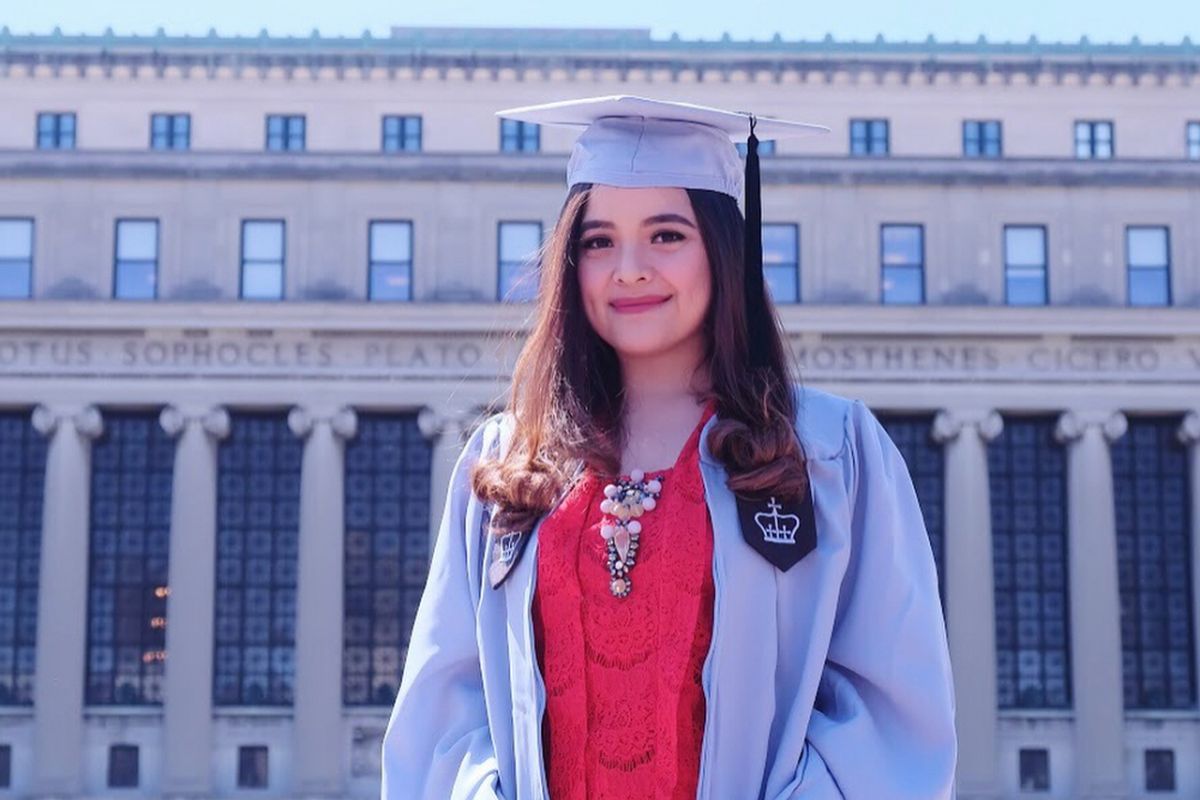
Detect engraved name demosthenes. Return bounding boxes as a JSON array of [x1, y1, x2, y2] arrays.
[[0, 329, 1198, 382]]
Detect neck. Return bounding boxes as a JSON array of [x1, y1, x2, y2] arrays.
[[618, 338, 710, 413]]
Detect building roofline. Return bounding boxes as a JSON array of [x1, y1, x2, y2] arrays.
[[1, 25, 1197, 62]]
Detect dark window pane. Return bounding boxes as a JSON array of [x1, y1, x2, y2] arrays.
[[1145, 749, 1176, 792], [214, 413, 301, 706], [343, 413, 433, 706], [850, 118, 889, 155], [1019, 748, 1050, 791], [878, 415, 945, 599], [1187, 122, 1200, 160], [1114, 418, 1195, 709], [237, 745, 269, 788], [500, 119, 539, 153], [0, 411, 48, 706], [382, 115, 422, 152], [36, 112, 75, 150], [266, 115, 305, 152], [107, 744, 139, 788], [991, 418, 1071, 709], [0, 744, 10, 786], [86, 412, 173, 706]]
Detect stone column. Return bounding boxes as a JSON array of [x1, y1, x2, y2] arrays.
[[1055, 409, 1128, 800], [289, 405, 358, 798], [1180, 412, 1200, 726], [932, 408, 1004, 800], [416, 407, 476, 550], [29, 404, 104, 797], [159, 405, 230, 799]]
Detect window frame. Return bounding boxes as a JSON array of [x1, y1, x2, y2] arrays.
[[962, 119, 1003, 158], [381, 114, 423, 153], [264, 114, 306, 152], [1074, 119, 1115, 160], [850, 118, 890, 156], [761, 222, 800, 303], [1125, 225, 1172, 307], [1003, 224, 1050, 306], [1187, 121, 1200, 160], [112, 218, 161, 300], [496, 220, 544, 302], [0, 217, 35, 299], [499, 119, 540, 153], [239, 219, 287, 301], [149, 112, 191, 150], [879, 222, 925, 305], [36, 111, 76, 150], [367, 219, 415, 301]]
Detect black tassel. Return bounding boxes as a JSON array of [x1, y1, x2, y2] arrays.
[[743, 116, 769, 369]]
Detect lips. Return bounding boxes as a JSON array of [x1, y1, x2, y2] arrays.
[[610, 295, 670, 312]]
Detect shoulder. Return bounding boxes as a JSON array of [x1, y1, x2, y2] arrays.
[[789, 382, 874, 461]]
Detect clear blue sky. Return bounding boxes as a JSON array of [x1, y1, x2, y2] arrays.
[[3, 0, 1198, 43]]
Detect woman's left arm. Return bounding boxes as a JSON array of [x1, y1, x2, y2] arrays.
[[781, 400, 957, 799]]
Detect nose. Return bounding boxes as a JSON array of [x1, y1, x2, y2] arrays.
[[613, 243, 649, 285]]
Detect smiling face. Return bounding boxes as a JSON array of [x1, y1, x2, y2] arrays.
[[576, 185, 713, 364]]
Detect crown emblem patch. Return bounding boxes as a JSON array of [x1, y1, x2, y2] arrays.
[[485, 505, 531, 589], [735, 481, 817, 572]]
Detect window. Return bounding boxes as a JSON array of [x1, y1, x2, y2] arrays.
[[1145, 749, 1176, 792], [736, 139, 777, 157], [113, 219, 159, 300], [240, 220, 285, 300], [1018, 748, 1050, 791], [237, 745, 269, 788], [265, 114, 305, 151], [1075, 120, 1114, 159], [761, 223, 799, 303], [0, 744, 9, 787], [36, 112, 75, 149], [0, 219, 34, 299], [1126, 226, 1171, 307], [963, 120, 1002, 158], [880, 224, 924, 304], [850, 118, 889, 156], [990, 417, 1071, 709], [368, 221, 413, 301], [878, 415, 945, 597], [1004, 226, 1048, 306], [1113, 418, 1194, 710], [150, 113, 190, 150], [500, 119, 540, 153], [107, 744, 139, 788], [214, 412, 301, 706], [0, 411, 47, 707], [343, 413, 433, 705], [86, 412, 173, 706], [1187, 122, 1200, 160], [382, 115, 422, 152], [497, 221, 542, 302]]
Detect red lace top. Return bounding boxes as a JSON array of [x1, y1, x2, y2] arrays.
[[532, 401, 717, 800]]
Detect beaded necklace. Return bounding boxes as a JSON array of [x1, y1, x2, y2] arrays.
[[597, 468, 665, 598]]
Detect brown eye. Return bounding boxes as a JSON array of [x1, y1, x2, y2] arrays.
[[580, 236, 611, 250], [651, 230, 685, 244]]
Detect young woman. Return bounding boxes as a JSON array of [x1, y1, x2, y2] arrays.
[[382, 97, 956, 800]]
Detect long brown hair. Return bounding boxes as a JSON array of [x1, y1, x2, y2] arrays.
[[471, 182, 808, 535]]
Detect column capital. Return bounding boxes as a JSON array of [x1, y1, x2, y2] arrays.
[[931, 408, 1003, 444], [416, 406, 481, 444], [31, 403, 104, 440], [159, 405, 231, 440], [1055, 409, 1127, 444], [1179, 412, 1200, 446], [288, 405, 358, 440]]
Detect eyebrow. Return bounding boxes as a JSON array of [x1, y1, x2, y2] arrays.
[[580, 213, 697, 232]]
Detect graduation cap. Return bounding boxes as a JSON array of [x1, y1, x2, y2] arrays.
[[494, 95, 829, 367]]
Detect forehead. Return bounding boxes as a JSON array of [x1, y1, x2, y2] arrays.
[[581, 185, 695, 220]]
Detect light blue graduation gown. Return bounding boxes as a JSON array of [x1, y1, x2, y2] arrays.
[[381, 385, 957, 799]]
